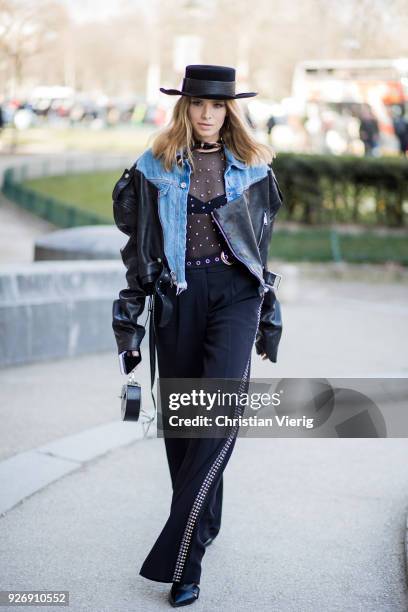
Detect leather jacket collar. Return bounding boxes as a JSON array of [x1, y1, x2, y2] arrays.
[[112, 151, 284, 365]]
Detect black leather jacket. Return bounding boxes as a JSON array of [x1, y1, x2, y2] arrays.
[[111, 156, 284, 368]]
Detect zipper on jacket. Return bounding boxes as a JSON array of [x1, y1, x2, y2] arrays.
[[257, 210, 268, 247], [211, 211, 265, 289]]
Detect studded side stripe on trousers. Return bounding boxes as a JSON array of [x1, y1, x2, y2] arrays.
[[171, 294, 265, 583]]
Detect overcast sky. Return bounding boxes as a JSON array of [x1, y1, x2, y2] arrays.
[[58, 0, 144, 23]]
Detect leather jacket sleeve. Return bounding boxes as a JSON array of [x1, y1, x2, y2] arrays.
[[111, 165, 146, 367], [255, 166, 284, 363], [255, 284, 282, 362]]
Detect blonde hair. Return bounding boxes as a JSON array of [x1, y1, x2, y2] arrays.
[[149, 96, 275, 172]]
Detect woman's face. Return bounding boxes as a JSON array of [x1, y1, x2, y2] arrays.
[[188, 97, 227, 142]]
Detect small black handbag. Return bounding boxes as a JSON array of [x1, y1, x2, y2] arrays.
[[118, 293, 164, 436], [120, 370, 142, 422], [119, 367, 155, 438]]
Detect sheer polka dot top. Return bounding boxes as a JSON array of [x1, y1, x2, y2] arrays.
[[185, 148, 235, 268]]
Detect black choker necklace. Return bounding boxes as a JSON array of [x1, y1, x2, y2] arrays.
[[192, 138, 223, 151]]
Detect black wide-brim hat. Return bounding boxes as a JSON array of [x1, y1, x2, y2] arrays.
[[160, 64, 257, 100]]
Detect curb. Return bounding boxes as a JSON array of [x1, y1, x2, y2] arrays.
[[405, 511, 408, 586], [0, 419, 156, 516]]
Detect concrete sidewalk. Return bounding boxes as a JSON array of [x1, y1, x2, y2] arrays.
[[0, 193, 55, 263], [1, 436, 408, 611], [1, 151, 408, 608], [1, 274, 408, 610], [1, 274, 407, 462]]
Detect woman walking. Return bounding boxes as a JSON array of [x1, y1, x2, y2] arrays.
[[112, 64, 284, 607]]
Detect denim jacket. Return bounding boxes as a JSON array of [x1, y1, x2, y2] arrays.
[[135, 145, 269, 295], [112, 143, 284, 369]]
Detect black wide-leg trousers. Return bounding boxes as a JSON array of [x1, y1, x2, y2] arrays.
[[139, 261, 264, 585]]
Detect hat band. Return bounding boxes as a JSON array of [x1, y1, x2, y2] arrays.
[[182, 77, 235, 97]]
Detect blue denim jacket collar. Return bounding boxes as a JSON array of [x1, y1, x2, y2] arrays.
[[135, 145, 268, 295]]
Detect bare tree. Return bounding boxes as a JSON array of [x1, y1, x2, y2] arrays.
[[0, 0, 69, 96], [1, 0, 408, 101]]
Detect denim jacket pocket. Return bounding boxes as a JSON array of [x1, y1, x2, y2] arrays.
[[158, 183, 171, 197]]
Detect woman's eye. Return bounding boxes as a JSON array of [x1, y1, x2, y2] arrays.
[[191, 100, 224, 108]]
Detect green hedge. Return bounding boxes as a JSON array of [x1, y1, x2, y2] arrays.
[[4, 154, 408, 229], [270, 228, 408, 265], [273, 153, 408, 227]]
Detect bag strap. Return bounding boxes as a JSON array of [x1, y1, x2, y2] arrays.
[[140, 267, 173, 437], [139, 295, 157, 438]]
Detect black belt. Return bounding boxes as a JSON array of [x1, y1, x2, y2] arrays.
[[146, 257, 236, 420], [146, 260, 277, 423]]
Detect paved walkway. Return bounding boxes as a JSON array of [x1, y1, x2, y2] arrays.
[[1, 151, 408, 610], [1, 274, 407, 611], [2, 436, 408, 612], [0, 193, 56, 263], [1, 275, 407, 462]]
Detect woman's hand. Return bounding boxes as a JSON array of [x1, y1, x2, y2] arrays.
[[128, 350, 139, 357]]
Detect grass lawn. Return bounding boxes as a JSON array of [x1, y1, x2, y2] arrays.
[[21, 171, 408, 266], [22, 170, 121, 221]]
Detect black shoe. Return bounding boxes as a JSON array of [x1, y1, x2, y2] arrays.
[[168, 582, 200, 607]]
